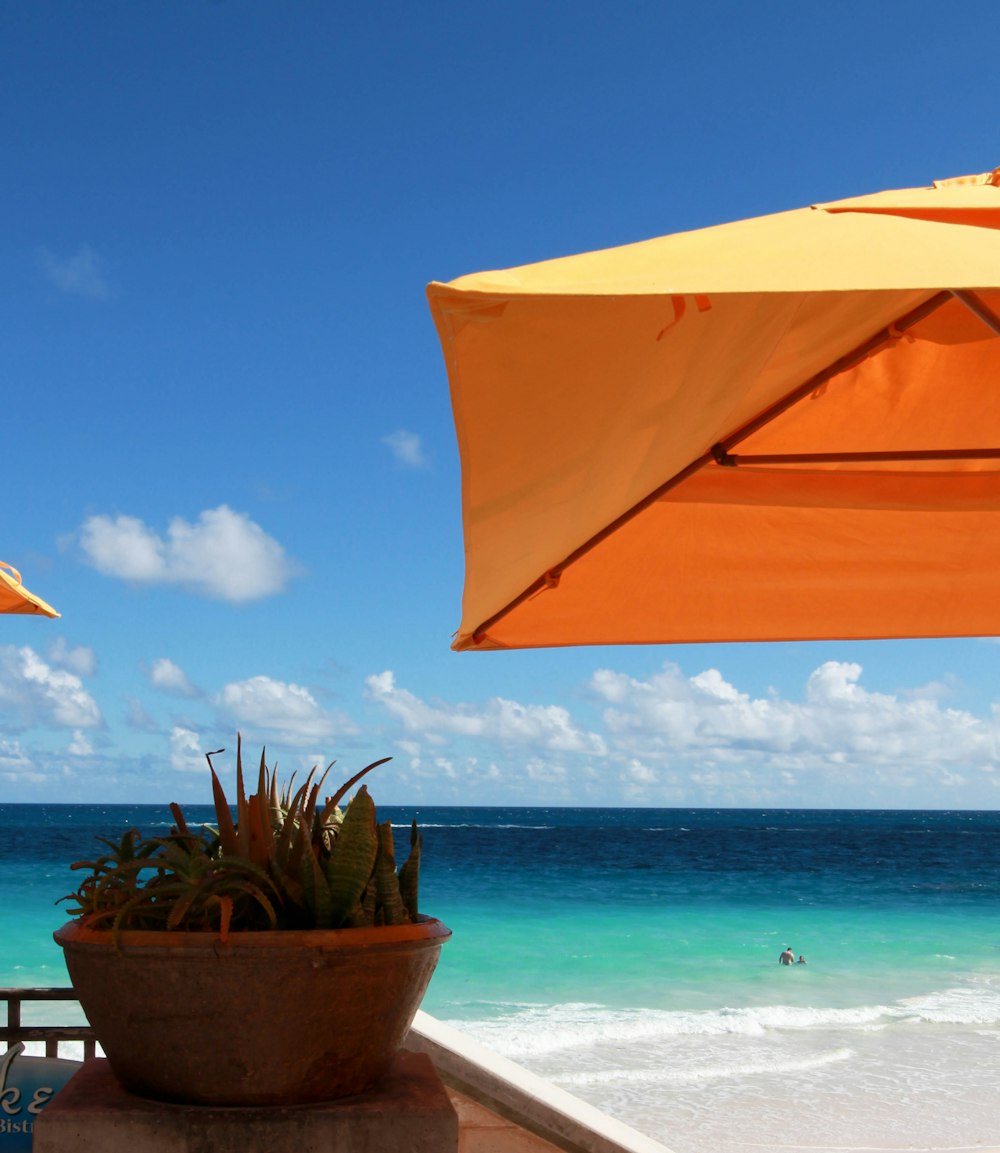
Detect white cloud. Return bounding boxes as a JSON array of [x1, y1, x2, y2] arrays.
[[392, 747, 501, 789], [79, 514, 165, 581], [0, 645, 101, 730], [5, 646, 994, 805], [39, 244, 109, 298], [524, 757, 567, 783], [381, 430, 428, 469], [77, 505, 295, 602], [589, 660, 1000, 803], [432, 756, 459, 780], [215, 675, 343, 745], [149, 657, 199, 698], [68, 730, 93, 756], [47, 638, 97, 677], [902, 677, 958, 702], [361, 661, 1000, 806], [171, 726, 206, 773], [0, 738, 36, 781], [594, 663, 799, 753], [366, 670, 606, 755], [623, 758, 658, 785]]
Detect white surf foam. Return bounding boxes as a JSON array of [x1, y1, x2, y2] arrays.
[[444, 978, 1000, 1061], [559, 1046, 854, 1087]]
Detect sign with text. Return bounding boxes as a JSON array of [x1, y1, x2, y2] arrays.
[[0, 1045, 79, 1150]]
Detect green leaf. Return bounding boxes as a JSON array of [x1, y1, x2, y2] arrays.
[[398, 820, 421, 919], [374, 819, 409, 925], [323, 786, 378, 927]]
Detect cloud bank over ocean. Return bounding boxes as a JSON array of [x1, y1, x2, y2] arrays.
[[1, 647, 996, 807]]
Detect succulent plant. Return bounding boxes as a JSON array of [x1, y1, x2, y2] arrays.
[[61, 735, 421, 939]]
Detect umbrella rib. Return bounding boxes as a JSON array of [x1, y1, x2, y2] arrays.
[[716, 290, 1000, 469], [951, 289, 1000, 337], [721, 448, 1000, 466], [470, 448, 716, 645], [469, 289, 966, 647], [714, 291, 953, 457]]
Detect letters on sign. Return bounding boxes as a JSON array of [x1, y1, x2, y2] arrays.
[[0, 1044, 79, 1150]]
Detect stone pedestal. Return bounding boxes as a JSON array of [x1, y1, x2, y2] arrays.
[[32, 1051, 458, 1153]]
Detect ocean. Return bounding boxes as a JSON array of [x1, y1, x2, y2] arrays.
[[2, 804, 999, 1153]]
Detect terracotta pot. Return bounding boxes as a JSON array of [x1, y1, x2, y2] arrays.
[[54, 916, 450, 1106]]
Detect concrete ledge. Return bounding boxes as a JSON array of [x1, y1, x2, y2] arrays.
[[32, 1051, 458, 1153], [406, 1011, 676, 1153]]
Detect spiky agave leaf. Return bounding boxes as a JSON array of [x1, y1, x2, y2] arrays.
[[247, 746, 275, 866], [207, 756, 240, 859], [359, 875, 377, 926], [244, 792, 273, 872], [234, 734, 250, 852], [398, 820, 421, 920], [319, 757, 392, 823], [323, 786, 378, 927], [268, 764, 283, 832], [62, 738, 413, 935], [373, 820, 410, 926]]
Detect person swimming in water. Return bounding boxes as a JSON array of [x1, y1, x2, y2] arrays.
[[797, 955, 807, 964], [779, 947, 795, 965]]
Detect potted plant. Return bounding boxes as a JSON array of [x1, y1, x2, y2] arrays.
[[53, 736, 450, 1107]]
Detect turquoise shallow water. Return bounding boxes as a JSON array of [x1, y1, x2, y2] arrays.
[[2, 804, 999, 1153]]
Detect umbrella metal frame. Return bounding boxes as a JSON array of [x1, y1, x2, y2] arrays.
[[470, 287, 1000, 647]]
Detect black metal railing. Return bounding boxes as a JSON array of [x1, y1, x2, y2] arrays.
[[0, 987, 96, 1060]]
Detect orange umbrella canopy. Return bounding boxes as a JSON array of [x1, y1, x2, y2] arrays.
[[0, 562, 60, 618], [428, 169, 1000, 651]]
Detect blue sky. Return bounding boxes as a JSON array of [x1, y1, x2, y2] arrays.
[[3, 0, 1000, 807]]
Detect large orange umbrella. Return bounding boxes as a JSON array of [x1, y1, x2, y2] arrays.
[[0, 561, 60, 618], [428, 168, 1000, 651]]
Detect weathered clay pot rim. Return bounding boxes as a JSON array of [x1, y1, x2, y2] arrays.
[[55, 913, 450, 952], [54, 912, 449, 1104]]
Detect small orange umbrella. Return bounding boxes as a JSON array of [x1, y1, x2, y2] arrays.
[[429, 168, 1000, 650], [0, 561, 60, 618]]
